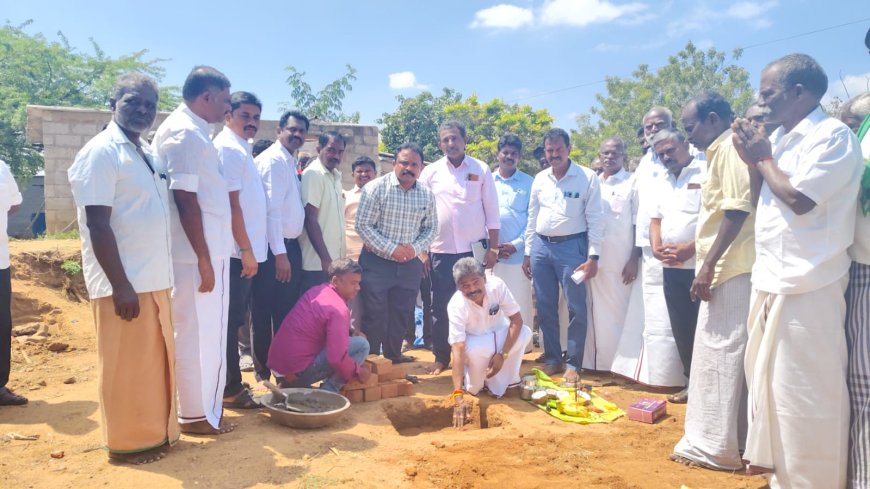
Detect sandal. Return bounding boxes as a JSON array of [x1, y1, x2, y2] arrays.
[[222, 389, 260, 409], [667, 387, 689, 404], [0, 387, 28, 406]]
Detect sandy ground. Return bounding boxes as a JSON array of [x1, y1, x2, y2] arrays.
[[0, 239, 768, 489]]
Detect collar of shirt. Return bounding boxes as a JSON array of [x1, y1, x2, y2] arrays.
[[386, 171, 417, 190], [600, 167, 630, 184], [771, 106, 826, 150], [545, 160, 581, 183], [705, 129, 732, 157], [106, 120, 145, 148], [311, 158, 342, 179], [177, 103, 213, 138], [666, 157, 703, 185], [494, 169, 521, 182], [443, 154, 470, 172], [218, 126, 252, 153]]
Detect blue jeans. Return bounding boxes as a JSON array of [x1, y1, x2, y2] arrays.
[[285, 336, 370, 392], [530, 233, 589, 370]]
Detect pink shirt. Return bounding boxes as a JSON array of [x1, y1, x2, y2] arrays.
[[419, 155, 500, 253], [267, 284, 358, 381]]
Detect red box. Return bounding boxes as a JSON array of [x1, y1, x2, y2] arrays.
[[627, 398, 667, 424]]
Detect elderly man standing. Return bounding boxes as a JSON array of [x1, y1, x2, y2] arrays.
[[252, 110, 308, 383], [152, 66, 234, 435], [583, 137, 639, 372], [839, 90, 870, 488], [213, 91, 267, 409], [0, 163, 24, 407], [491, 134, 534, 336], [670, 92, 754, 470], [356, 143, 437, 362], [68, 73, 177, 463], [419, 121, 500, 375], [523, 128, 603, 382], [733, 53, 863, 488], [299, 131, 348, 291]]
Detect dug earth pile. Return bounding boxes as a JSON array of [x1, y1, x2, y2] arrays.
[[0, 239, 766, 489]]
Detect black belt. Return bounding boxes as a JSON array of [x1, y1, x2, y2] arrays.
[[537, 232, 586, 243]]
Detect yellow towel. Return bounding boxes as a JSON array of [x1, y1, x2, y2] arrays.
[[527, 368, 625, 425]]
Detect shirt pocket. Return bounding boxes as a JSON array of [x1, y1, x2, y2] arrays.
[[608, 189, 629, 216], [562, 191, 582, 218], [509, 188, 529, 213], [680, 188, 702, 213], [462, 179, 482, 203]]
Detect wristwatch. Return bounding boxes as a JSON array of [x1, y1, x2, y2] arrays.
[[499, 351, 508, 359], [589, 255, 599, 261]]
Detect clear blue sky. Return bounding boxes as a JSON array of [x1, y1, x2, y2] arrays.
[[4, 0, 870, 130]]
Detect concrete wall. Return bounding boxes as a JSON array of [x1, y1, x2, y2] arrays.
[[26, 105, 380, 233], [8, 175, 45, 238]]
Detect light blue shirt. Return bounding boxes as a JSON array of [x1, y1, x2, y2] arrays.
[[493, 169, 533, 265]]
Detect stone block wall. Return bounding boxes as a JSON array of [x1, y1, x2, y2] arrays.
[[26, 105, 380, 233]]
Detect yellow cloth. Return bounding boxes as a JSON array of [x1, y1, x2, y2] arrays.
[[299, 158, 347, 271], [93, 289, 179, 453], [695, 130, 755, 287], [528, 368, 625, 424]]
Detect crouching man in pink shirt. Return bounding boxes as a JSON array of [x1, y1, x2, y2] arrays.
[[267, 258, 371, 391]]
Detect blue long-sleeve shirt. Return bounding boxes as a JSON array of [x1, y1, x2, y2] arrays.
[[493, 169, 533, 265]]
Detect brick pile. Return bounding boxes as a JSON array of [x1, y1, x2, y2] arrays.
[[340, 355, 414, 403]]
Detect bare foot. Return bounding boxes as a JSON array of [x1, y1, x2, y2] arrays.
[[108, 443, 168, 465], [180, 420, 237, 435], [669, 453, 701, 468], [745, 464, 774, 476], [564, 368, 580, 383], [426, 361, 447, 375]]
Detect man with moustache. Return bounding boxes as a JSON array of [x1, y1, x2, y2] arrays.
[[253, 111, 308, 383], [152, 66, 235, 435], [69, 73, 178, 463], [669, 92, 753, 470], [213, 91, 267, 409], [583, 137, 640, 372], [299, 131, 348, 291], [523, 128, 603, 382], [345, 156, 377, 262], [732, 53, 863, 487], [356, 143, 437, 362], [419, 121, 500, 375]]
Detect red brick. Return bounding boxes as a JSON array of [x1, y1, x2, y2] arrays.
[[344, 389, 364, 403], [343, 372, 378, 390], [363, 386, 381, 402], [378, 364, 406, 382], [380, 381, 399, 399], [365, 355, 393, 376], [395, 379, 413, 397]]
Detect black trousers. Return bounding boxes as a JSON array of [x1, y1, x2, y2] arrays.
[[225, 258, 253, 397], [251, 238, 302, 382], [0, 268, 11, 389], [430, 252, 473, 366], [662, 267, 700, 379], [300, 270, 329, 293], [405, 275, 433, 345], [359, 250, 423, 361]]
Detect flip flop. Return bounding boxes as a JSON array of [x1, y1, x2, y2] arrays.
[[222, 389, 260, 409]]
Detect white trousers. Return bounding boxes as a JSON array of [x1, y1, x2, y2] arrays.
[[745, 276, 849, 489], [674, 273, 750, 470], [172, 258, 230, 429], [492, 263, 534, 353], [463, 325, 532, 397]]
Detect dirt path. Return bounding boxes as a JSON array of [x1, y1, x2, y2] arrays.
[[0, 239, 767, 489]]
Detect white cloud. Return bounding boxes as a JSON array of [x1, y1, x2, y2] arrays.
[[668, 1, 778, 37], [388, 71, 428, 91], [592, 42, 621, 52], [726, 1, 776, 19], [539, 0, 648, 27], [470, 4, 534, 29], [823, 72, 870, 105]]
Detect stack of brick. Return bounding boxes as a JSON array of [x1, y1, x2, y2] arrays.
[[340, 355, 414, 403]]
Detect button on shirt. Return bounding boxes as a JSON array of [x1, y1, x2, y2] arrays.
[[447, 275, 521, 345], [152, 104, 232, 264], [344, 185, 364, 261], [213, 127, 268, 263], [754, 107, 864, 294], [651, 158, 705, 270], [525, 162, 604, 257], [68, 121, 173, 299], [267, 283, 358, 381], [299, 158, 346, 271], [419, 155, 500, 254], [355, 172, 437, 260], [849, 130, 870, 265], [695, 129, 755, 286], [255, 142, 305, 256], [493, 169, 534, 265], [0, 160, 22, 270]]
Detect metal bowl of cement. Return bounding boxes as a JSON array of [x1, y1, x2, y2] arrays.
[[256, 388, 350, 429]]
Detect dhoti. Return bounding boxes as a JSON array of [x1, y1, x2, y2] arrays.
[[172, 258, 230, 429], [463, 324, 532, 396], [93, 289, 179, 453], [492, 263, 534, 353], [674, 273, 750, 470], [744, 276, 849, 488], [847, 262, 870, 488], [583, 268, 633, 371], [610, 247, 685, 387]]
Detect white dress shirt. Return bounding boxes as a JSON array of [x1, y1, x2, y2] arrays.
[[0, 160, 22, 270], [598, 168, 638, 273], [651, 158, 705, 269], [151, 103, 232, 265], [754, 107, 864, 294], [525, 162, 604, 256], [213, 127, 268, 263], [255, 142, 305, 256], [849, 129, 870, 265], [447, 275, 521, 345], [68, 121, 173, 299]]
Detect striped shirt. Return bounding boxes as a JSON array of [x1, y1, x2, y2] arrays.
[[355, 172, 437, 260]]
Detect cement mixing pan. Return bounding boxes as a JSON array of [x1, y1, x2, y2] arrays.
[[256, 388, 350, 429]]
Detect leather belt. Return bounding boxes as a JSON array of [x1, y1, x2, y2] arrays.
[[537, 232, 586, 243]]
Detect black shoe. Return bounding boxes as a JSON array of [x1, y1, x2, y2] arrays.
[[390, 354, 417, 364], [0, 387, 28, 406]]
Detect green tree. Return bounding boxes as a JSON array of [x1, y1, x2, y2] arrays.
[[281, 64, 359, 123], [0, 21, 179, 181], [377, 88, 462, 161], [572, 41, 754, 165]]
